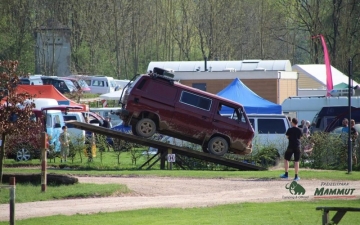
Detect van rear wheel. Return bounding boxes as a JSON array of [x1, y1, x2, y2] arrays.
[[135, 118, 156, 138], [208, 137, 228, 156]]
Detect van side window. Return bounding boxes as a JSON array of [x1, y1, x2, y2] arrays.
[[85, 80, 91, 86], [53, 115, 61, 128], [225, 106, 246, 123], [92, 80, 105, 87], [46, 114, 52, 128], [137, 79, 147, 90], [258, 119, 286, 134], [180, 91, 211, 111], [239, 108, 246, 123]]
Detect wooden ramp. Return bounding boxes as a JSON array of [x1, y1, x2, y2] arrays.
[[67, 121, 266, 171]]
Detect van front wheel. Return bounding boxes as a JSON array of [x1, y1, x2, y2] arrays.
[[135, 118, 156, 138], [208, 137, 228, 156]]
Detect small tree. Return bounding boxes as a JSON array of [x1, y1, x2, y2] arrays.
[[0, 60, 36, 183]]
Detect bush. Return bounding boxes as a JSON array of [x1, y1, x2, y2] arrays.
[[301, 132, 345, 169], [253, 146, 280, 168]]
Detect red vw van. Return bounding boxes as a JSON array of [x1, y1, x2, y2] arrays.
[[117, 68, 254, 156]]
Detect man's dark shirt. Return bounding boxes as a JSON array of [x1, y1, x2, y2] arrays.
[[286, 126, 303, 149]]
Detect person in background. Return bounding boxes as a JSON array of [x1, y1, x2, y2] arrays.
[[84, 117, 95, 161], [350, 119, 358, 165], [298, 120, 305, 129], [280, 118, 303, 181], [105, 117, 112, 128], [341, 118, 349, 133], [287, 116, 292, 123], [59, 126, 70, 163], [302, 120, 311, 137]]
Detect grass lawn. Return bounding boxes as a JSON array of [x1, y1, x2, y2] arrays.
[[0, 200, 358, 225]]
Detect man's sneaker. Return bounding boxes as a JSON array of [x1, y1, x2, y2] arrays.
[[280, 174, 288, 179], [294, 177, 300, 181]]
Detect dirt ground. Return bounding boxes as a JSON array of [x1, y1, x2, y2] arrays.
[[1, 175, 359, 221]]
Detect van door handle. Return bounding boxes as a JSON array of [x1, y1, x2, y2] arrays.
[[213, 119, 219, 122], [201, 116, 207, 119]]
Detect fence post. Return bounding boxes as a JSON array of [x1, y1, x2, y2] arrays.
[[41, 132, 47, 192], [9, 177, 15, 225]]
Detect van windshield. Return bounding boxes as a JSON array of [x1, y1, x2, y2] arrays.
[[77, 79, 89, 88], [110, 80, 117, 88], [64, 80, 77, 92], [69, 80, 81, 90]]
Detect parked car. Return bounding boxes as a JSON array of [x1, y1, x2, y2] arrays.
[[117, 67, 254, 156], [114, 79, 131, 91], [41, 76, 79, 94], [77, 75, 117, 94], [89, 107, 123, 126], [247, 114, 290, 157], [63, 77, 91, 93], [311, 106, 358, 133], [19, 75, 43, 85], [324, 108, 360, 133], [82, 111, 114, 146]]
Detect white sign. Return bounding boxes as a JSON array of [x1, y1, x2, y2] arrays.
[[167, 154, 176, 162]]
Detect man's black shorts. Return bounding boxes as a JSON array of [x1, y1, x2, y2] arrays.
[[284, 147, 301, 162]]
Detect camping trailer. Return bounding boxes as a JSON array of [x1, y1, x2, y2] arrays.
[[281, 96, 360, 122]]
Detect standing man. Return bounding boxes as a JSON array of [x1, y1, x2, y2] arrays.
[[59, 126, 70, 163], [280, 118, 303, 181], [350, 119, 358, 165], [298, 120, 305, 128]]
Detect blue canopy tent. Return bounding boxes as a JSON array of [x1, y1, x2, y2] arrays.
[[217, 78, 282, 114]]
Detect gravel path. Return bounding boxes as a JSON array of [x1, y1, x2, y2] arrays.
[[0, 176, 359, 221]]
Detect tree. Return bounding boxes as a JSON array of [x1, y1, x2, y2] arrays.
[[0, 60, 36, 183]]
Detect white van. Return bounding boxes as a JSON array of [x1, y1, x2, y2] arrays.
[[114, 79, 131, 91], [89, 107, 123, 126], [19, 75, 43, 85], [247, 114, 290, 156], [81, 76, 117, 94], [224, 113, 290, 155]]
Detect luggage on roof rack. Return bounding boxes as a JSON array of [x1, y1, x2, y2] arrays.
[[152, 67, 174, 79]]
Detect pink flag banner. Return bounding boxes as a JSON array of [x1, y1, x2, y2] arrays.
[[312, 34, 333, 96]]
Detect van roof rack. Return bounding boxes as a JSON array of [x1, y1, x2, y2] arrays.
[[150, 67, 175, 81]]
